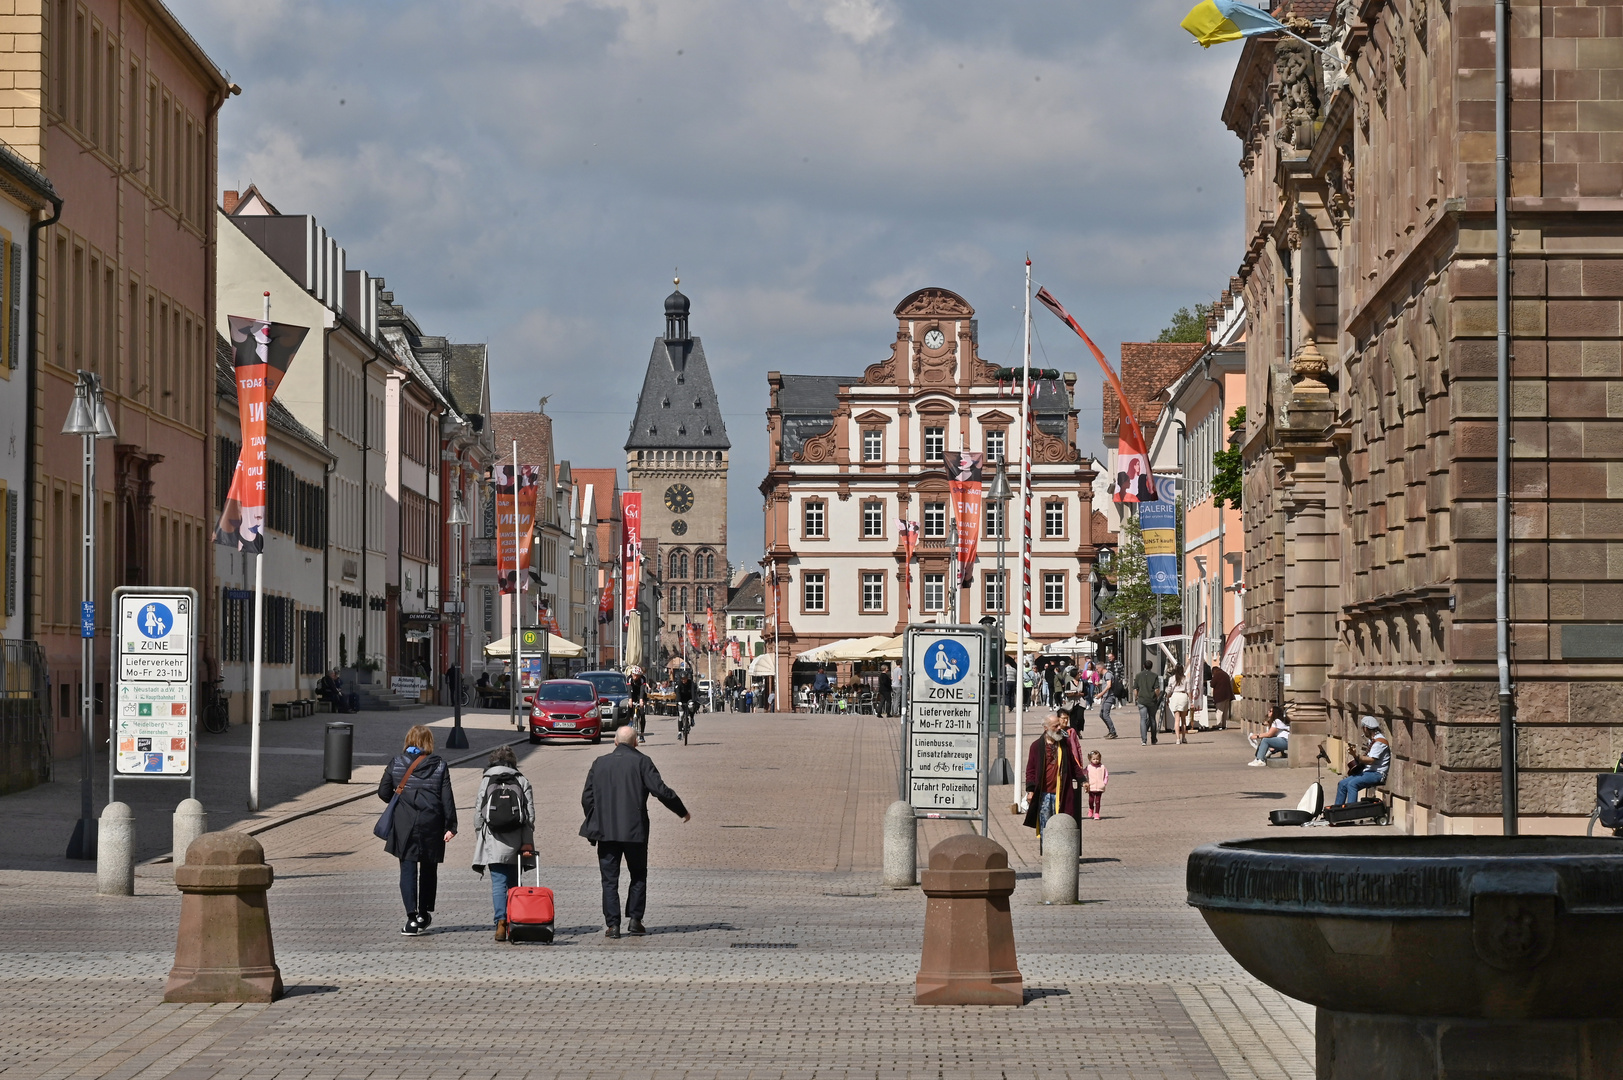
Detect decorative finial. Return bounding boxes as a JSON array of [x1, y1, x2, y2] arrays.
[[674, 268, 680, 287]]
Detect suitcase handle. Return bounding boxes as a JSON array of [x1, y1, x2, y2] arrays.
[[518, 850, 541, 888]]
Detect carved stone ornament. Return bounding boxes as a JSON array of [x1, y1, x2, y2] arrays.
[[1030, 428, 1078, 465], [1357, 96, 1370, 135], [1292, 338, 1331, 393], [893, 287, 975, 320], [864, 335, 905, 386], [793, 428, 838, 464], [914, 340, 957, 386], [1273, 41, 1320, 151]]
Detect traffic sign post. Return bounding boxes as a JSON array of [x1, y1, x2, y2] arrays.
[[110, 587, 198, 805], [902, 623, 993, 836]]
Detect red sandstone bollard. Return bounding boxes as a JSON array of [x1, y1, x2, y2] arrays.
[[914, 834, 1023, 1005], [164, 831, 283, 1003]]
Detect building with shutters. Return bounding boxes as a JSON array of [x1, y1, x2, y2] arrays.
[[759, 287, 1103, 697]]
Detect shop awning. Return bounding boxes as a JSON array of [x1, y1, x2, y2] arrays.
[[482, 634, 586, 659], [748, 652, 776, 677]]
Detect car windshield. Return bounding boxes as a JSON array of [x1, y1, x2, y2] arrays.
[[539, 682, 595, 702], [583, 673, 628, 696]]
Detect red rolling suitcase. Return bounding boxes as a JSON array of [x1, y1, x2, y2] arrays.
[[506, 853, 555, 943]]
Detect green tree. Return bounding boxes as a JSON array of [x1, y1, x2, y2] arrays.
[[1155, 303, 1213, 343], [1211, 406, 1246, 509]]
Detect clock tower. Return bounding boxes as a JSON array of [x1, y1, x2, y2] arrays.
[[625, 282, 731, 663]]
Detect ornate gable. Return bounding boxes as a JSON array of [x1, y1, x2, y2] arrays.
[[893, 288, 975, 320]]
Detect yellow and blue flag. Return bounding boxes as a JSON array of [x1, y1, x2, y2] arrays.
[[1181, 0, 1285, 47]]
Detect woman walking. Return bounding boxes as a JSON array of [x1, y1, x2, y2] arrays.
[[471, 745, 536, 942], [378, 724, 457, 936], [1167, 664, 1191, 744]]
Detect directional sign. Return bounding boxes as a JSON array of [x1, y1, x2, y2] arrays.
[[114, 589, 196, 778]]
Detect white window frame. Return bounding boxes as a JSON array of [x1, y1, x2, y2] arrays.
[[923, 572, 945, 612], [1043, 571, 1065, 613], [803, 500, 825, 538], [861, 572, 884, 612], [985, 429, 1005, 463], [862, 500, 884, 538], [803, 572, 826, 612], [862, 429, 883, 462], [922, 501, 947, 539], [923, 426, 945, 462], [1044, 500, 1065, 538], [984, 570, 1005, 614]]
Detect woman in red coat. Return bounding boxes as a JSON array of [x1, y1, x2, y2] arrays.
[[1023, 711, 1082, 833]]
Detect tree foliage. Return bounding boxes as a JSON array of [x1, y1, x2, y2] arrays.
[[1212, 406, 1246, 509], [1103, 515, 1161, 637], [1155, 303, 1213, 343]]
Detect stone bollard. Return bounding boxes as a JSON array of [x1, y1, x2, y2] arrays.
[[882, 800, 917, 888], [164, 831, 283, 1003], [96, 802, 134, 896], [1040, 813, 1079, 904], [172, 799, 208, 874], [915, 834, 1023, 1005]]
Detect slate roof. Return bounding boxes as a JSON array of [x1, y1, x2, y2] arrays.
[[776, 375, 861, 462], [726, 571, 765, 614], [1105, 343, 1203, 443], [624, 335, 732, 452], [214, 334, 334, 462], [446, 344, 487, 418]]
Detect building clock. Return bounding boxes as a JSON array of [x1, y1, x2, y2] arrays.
[[923, 328, 945, 349], [670, 519, 688, 536], [664, 483, 695, 514]]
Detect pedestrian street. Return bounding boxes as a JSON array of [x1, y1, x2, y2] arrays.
[[0, 709, 1352, 1079]]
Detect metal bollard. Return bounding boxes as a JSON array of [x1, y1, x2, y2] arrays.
[[173, 799, 208, 871], [1040, 813, 1079, 904], [97, 802, 134, 896], [882, 800, 917, 888], [323, 722, 353, 782]]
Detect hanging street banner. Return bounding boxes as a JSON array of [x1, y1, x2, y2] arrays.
[[114, 589, 196, 778], [1140, 475, 1179, 596], [706, 607, 718, 651], [622, 491, 643, 622], [215, 316, 310, 553], [905, 625, 991, 816], [946, 451, 984, 587], [493, 464, 541, 595]]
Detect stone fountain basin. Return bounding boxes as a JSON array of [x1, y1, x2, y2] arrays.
[[1187, 836, 1623, 1020]]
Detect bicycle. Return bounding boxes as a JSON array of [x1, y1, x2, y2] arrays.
[[630, 699, 648, 738], [677, 701, 695, 745], [202, 678, 231, 734]]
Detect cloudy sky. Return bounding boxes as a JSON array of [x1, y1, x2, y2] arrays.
[[174, 0, 1244, 563]]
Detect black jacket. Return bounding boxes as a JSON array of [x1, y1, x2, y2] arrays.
[[378, 752, 457, 863], [674, 678, 698, 704], [579, 743, 687, 844]]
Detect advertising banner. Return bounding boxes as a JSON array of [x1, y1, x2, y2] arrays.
[[622, 492, 643, 621], [946, 451, 984, 586], [493, 464, 540, 595], [215, 316, 309, 552], [1140, 475, 1179, 596]]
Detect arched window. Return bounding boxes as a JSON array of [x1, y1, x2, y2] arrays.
[[706, 552, 715, 577], [669, 550, 682, 579], [678, 586, 688, 611], [680, 551, 689, 577]]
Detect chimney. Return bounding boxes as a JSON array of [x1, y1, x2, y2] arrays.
[[222, 190, 240, 214]]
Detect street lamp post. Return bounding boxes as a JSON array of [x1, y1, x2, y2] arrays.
[[986, 462, 1015, 786], [445, 494, 471, 749], [63, 371, 116, 860]]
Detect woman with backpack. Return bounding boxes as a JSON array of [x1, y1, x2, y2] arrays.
[[377, 725, 457, 936], [471, 744, 536, 942]]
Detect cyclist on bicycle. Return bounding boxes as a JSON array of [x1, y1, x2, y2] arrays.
[[626, 666, 650, 735], [674, 669, 699, 732]]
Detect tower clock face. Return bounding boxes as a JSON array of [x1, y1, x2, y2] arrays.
[[670, 519, 688, 536], [664, 483, 695, 514], [923, 328, 945, 349]]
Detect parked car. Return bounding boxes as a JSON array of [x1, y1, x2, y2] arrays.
[[577, 670, 631, 726], [529, 679, 605, 743]]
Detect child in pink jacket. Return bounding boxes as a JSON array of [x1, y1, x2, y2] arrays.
[[1083, 750, 1108, 820]]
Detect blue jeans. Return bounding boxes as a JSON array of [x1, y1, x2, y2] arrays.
[[1255, 736, 1289, 761], [1037, 792, 1057, 833], [1336, 771, 1385, 806], [489, 862, 517, 923], [1139, 704, 1157, 744]]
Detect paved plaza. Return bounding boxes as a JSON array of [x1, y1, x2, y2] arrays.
[[0, 707, 1357, 1079]]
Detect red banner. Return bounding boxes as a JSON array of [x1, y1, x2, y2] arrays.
[[706, 607, 718, 651], [1034, 286, 1157, 503], [686, 621, 700, 651], [947, 451, 984, 587], [597, 587, 615, 624], [621, 492, 642, 622], [215, 315, 309, 552], [493, 464, 540, 595]]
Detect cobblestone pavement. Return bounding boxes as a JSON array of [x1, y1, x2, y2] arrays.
[[0, 708, 1356, 1079]]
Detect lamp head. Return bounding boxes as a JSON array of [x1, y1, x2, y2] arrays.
[[447, 499, 470, 527], [987, 462, 1012, 503]]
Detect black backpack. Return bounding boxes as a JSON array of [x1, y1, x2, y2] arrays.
[[485, 775, 525, 834]]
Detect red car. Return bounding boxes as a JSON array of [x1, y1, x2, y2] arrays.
[[530, 679, 605, 743]]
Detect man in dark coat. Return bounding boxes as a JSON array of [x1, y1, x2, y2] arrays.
[[580, 725, 691, 938], [1023, 712, 1081, 833]]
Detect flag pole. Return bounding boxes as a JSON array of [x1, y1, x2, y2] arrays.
[[509, 440, 520, 731], [248, 291, 269, 813], [1015, 258, 1031, 786]]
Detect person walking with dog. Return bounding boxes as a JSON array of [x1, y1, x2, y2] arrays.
[[471, 745, 536, 942], [580, 725, 691, 938]]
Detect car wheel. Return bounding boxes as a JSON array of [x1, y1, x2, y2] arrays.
[[529, 733, 541, 745], [591, 730, 603, 744]]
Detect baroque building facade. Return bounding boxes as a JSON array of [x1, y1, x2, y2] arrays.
[[624, 287, 730, 665], [760, 287, 1100, 695], [1226, 0, 1623, 832]]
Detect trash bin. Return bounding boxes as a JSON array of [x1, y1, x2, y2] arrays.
[[323, 722, 353, 783]]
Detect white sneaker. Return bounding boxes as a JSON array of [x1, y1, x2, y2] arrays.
[[1246, 759, 1267, 767]]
